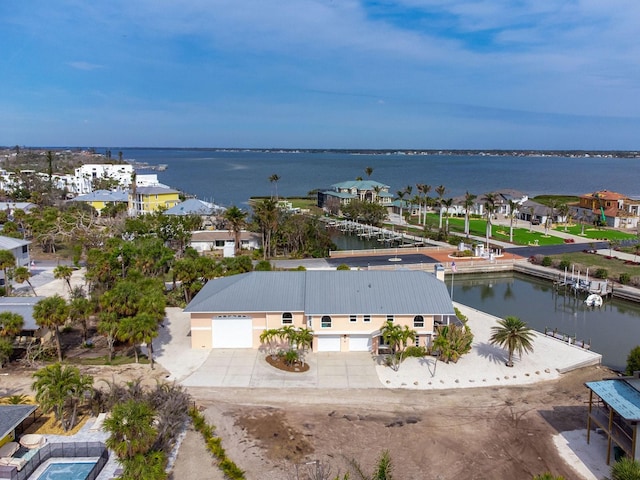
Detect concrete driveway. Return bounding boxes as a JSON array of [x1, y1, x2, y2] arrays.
[[179, 350, 382, 389]]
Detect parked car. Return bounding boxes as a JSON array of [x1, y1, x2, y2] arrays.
[[531, 218, 541, 225]]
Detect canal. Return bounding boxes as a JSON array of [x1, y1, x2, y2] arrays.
[[452, 272, 640, 372]]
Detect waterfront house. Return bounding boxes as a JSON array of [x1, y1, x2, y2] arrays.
[[128, 186, 180, 215], [585, 374, 640, 464], [69, 190, 128, 215], [184, 270, 457, 352], [0, 236, 31, 287], [190, 230, 261, 256], [317, 180, 394, 215], [575, 190, 640, 229], [0, 405, 38, 448], [0, 297, 47, 349]]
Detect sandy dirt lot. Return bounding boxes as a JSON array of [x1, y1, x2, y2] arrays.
[[170, 365, 612, 480], [1, 349, 612, 480]]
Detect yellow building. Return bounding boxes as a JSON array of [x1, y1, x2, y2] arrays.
[[129, 186, 180, 215]]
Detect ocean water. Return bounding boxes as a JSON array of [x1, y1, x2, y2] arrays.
[[117, 149, 638, 208]]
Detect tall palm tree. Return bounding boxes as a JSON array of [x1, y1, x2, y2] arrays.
[[417, 184, 432, 225], [483, 192, 499, 250], [557, 203, 569, 231], [69, 296, 92, 344], [223, 205, 248, 255], [395, 190, 406, 224], [442, 198, 453, 236], [253, 198, 279, 259], [508, 199, 518, 243], [435, 185, 446, 230], [13, 266, 36, 296], [33, 295, 69, 362], [0, 250, 15, 296], [489, 316, 535, 367], [364, 166, 374, 178], [53, 265, 74, 294], [463, 191, 476, 238], [268, 173, 280, 200]]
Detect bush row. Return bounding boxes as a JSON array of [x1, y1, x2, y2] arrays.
[[189, 407, 246, 480]]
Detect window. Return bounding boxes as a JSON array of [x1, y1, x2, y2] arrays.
[[215, 240, 225, 247], [22, 246, 28, 254], [282, 312, 293, 325], [413, 315, 424, 328], [321, 316, 332, 328], [350, 315, 357, 323], [363, 315, 371, 323], [386, 315, 394, 323]]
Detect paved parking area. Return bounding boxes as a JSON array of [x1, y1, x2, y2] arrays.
[[179, 350, 382, 389]]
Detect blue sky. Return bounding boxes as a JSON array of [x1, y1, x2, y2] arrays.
[[2, 0, 639, 149]]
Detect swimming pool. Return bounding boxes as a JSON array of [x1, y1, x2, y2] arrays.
[[33, 461, 96, 480]]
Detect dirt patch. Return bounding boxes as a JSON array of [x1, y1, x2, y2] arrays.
[[183, 365, 613, 480]]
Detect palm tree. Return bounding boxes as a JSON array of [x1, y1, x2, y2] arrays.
[[13, 266, 36, 296], [557, 203, 569, 232], [483, 192, 499, 250], [0, 250, 15, 296], [69, 296, 92, 343], [435, 185, 446, 230], [508, 199, 518, 243], [33, 295, 69, 362], [442, 198, 453, 236], [0, 312, 24, 337], [259, 328, 280, 358], [32, 363, 93, 431], [53, 265, 74, 294], [364, 166, 374, 178], [463, 191, 476, 237], [417, 184, 431, 225], [98, 312, 119, 362], [252, 198, 279, 259], [395, 190, 406, 224], [104, 399, 157, 460], [268, 173, 280, 200], [223, 205, 248, 255], [489, 316, 535, 367], [380, 320, 416, 371]]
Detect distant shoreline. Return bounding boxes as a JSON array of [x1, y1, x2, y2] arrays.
[[4, 146, 640, 159]]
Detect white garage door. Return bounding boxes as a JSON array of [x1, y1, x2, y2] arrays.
[[316, 335, 341, 352], [348, 335, 372, 352], [211, 317, 253, 348]]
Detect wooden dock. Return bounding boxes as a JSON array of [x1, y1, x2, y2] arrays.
[[544, 327, 591, 350]]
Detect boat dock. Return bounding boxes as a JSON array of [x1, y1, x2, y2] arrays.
[[544, 327, 591, 350], [553, 267, 613, 298], [326, 219, 429, 247]]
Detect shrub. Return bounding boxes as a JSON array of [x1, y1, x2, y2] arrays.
[[254, 260, 272, 271], [620, 273, 631, 285], [336, 264, 351, 270], [594, 268, 609, 279], [541, 256, 553, 267], [454, 307, 468, 323], [404, 346, 427, 358], [626, 346, 640, 376], [558, 260, 571, 270]]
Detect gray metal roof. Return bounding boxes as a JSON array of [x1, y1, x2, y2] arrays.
[[165, 198, 223, 216], [0, 235, 30, 250], [0, 405, 38, 440], [71, 190, 128, 202], [185, 272, 307, 313], [184, 271, 454, 316], [135, 186, 179, 195], [0, 297, 46, 330]]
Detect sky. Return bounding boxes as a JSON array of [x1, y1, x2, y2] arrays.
[[1, 0, 640, 150]]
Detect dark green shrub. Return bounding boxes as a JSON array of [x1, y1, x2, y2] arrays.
[[620, 273, 631, 285], [595, 268, 609, 279], [558, 260, 571, 270], [626, 346, 640, 375], [336, 264, 351, 270], [254, 260, 272, 271], [404, 346, 427, 358], [541, 256, 553, 267]]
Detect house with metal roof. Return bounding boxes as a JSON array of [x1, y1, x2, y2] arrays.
[[0, 236, 31, 286], [69, 190, 128, 215], [0, 405, 38, 448], [586, 374, 640, 464], [317, 180, 394, 215], [190, 230, 261, 256], [185, 270, 456, 352], [128, 186, 181, 215], [165, 198, 225, 216]]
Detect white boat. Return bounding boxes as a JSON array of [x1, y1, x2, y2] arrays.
[[584, 294, 603, 307]]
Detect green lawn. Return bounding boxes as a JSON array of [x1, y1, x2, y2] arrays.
[[553, 224, 638, 241], [547, 252, 640, 280]]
